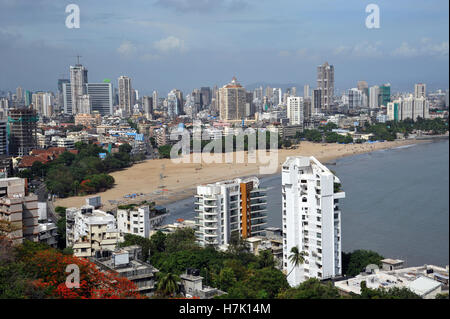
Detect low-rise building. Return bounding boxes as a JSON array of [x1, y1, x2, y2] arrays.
[[66, 205, 123, 257], [180, 268, 226, 299], [334, 263, 449, 299], [0, 177, 39, 245], [90, 246, 159, 297], [117, 205, 169, 239]]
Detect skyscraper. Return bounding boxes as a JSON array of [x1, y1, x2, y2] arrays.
[[357, 81, 369, 108], [70, 64, 88, 114], [369, 86, 380, 109], [414, 83, 427, 98], [287, 96, 304, 126], [200, 87, 211, 107], [118, 76, 134, 114], [312, 89, 322, 114], [8, 108, 38, 156], [282, 156, 345, 287], [317, 62, 334, 112], [152, 90, 159, 110], [63, 83, 113, 116], [219, 77, 247, 122], [142, 96, 153, 119], [303, 84, 310, 98], [167, 90, 179, 119], [194, 177, 267, 246], [378, 83, 391, 107]]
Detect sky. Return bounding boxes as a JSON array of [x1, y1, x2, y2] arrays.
[[0, 0, 448, 96]]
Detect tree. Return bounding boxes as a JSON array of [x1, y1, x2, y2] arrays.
[[217, 267, 236, 292], [341, 249, 384, 277], [287, 246, 308, 278], [119, 143, 132, 154], [359, 281, 421, 299], [164, 228, 197, 253], [257, 249, 275, 269], [277, 278, 341, 299], [150, 231, 167, 253], [156, 273, 180, 297]]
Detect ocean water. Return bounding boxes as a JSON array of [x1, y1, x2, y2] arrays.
[[164, 140, 449, 267]]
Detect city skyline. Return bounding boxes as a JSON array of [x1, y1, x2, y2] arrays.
[[0, 0, 449, 95]]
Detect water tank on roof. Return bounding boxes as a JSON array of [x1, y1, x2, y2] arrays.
[[192, 269, 200, 276]]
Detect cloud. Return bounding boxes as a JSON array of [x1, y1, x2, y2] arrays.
[[392, 39, 449, 57], [117, 40, 137, 57], [278, 50, 291, 57], [334, 41, 382, 58], [155, 0, 248, 12], [140, 53, 161, 61], [154, 36, 186, 52]]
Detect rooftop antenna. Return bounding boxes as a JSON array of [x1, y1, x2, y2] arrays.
[[75, 54, 82, 65]]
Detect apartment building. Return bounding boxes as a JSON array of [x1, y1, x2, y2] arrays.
[[0, 177, 39, 245], [282, 156, 345, 287], [117, 205, 169, 239], [66, 205, 123, 257], [194, 177, 267, 247]]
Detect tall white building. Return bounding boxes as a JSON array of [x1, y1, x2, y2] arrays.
[[414, 83, 426, 99], [118, 76, 134, 114], [194, 177, 267, 247], [282, 156, 345, 287], [70, 64, 88, 114], [117, 205, 168, 239], [287, 96, 304, 126], [369, 85, 380, 109], [317, 62, 334, 111], [387, 96, 430, 122]]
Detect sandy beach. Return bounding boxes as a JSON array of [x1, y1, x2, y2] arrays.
[[54, 139, 428, 210]]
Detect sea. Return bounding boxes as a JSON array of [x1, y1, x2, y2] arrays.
[[164, 139, 449, 267]]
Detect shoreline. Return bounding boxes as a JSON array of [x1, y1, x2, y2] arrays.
[[54, 138, 437, 210]]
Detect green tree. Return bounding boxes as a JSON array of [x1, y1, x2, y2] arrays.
[[156, 273, 180, 297], [217, 267, 236, 291], [341, 250, 384, 277], [287, 246, 308, 277], [277, 278, 341, 299]]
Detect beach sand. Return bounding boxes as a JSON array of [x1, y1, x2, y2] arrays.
[[54, 139, 427, 210]]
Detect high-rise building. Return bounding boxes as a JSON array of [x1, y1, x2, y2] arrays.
[[8, 108, 38, 156], [79, 94, 92, 114], [200, 87, 211, 107], [414, 83, 427, 99], [357, 81, 369, 108], [387, 96, 430, 122], [282, 156, 345, 286], [173, 89, 184, 115], [219, 77, 247, 122], [118, 76, 134, 114], [345, 88, 362, 109], [152, 90, 159, 111], [167, 90, 180, 119], [287, 96, 304, 126], [317, 62, 334, 111], [194, 177, 267, 247], [304, 85, 310, 98], [0, 121, 7, 155], [312, 89, 322, 114], [142, 96, 153, 119], [24, 90, 32, 107], [379, 84, 391, 107], [63, 83, 113, 115], [369, 86, 380, 109], [70, 64, 88, 114], [16, 87, 23, 103]]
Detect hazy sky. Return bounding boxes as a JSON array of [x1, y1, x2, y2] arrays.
[[0, 0, 448, 96]]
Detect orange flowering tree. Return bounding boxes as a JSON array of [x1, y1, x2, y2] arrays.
[[26, 249, 144, 299]]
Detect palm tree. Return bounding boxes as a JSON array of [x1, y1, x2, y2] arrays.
[[287, 246, 308, 278], [156, 273, 180, 297]]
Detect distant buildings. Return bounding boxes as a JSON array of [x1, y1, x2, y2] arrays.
[[194, 177, 267, 247], [387, 95, 430, 122], [282, 156, 345, 287], [379, 83, 391, 107], [415, 83, 427, 99], [317, 62, 334, 111], [219, 77, 247, 122], [369, 85, 380, 109], [286, 96, 304, 126], [63, 82, 113, 115], [8, 108, 38, 157], [70, 63, 88, 114], [118, 76, 134, 115]]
